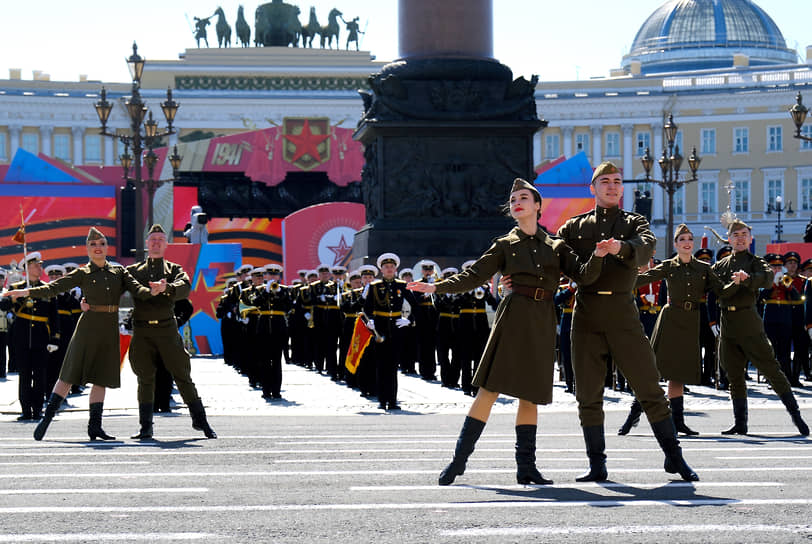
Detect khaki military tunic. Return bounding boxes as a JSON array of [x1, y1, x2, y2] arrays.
[[558, 205, 670, 426], [636, 256, 723, 384], [26, 262, 151, 388], [434, 226, 602, 405], [712, 250, 792, 400]]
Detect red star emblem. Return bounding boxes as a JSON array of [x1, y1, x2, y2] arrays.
[[327, 234, 352, 266], [284, 119, 331, 163], [187, 269, 226, 321]]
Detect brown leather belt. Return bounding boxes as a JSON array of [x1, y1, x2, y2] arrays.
[[88, 305, 118, 313], [511, 285, 552, 301]]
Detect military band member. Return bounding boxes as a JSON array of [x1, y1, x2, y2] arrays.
[[6, 229, 152, 440], [456, 260, 497, 397], [1, 252, 59, 422], [783, 251, 809, 385], [310, 264, 338, 376], [410, 178, 605, 486], [712, 220, 808, 436], [339, 270, 365, 385], [758, 253, 799, 385], [240, 267, 268, 388], [414, 260, 439, 381], [356, 265, 378, 398], [398, 268, 419, 375], [557, 161, 698, 482], [554, 277, 577, 394], [44, 264, 79, 395], [0, 268, 8, 378], [364, 253, 417, 410], [436, 267, 461, 388], [619, 225, 724, 437], [694, 248, 717, 386], [259, 263, 291, 398], [127, 225, 216, 439], [289, 273, 315, 368]]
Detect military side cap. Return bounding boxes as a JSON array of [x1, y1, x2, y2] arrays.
[[359, 264, 378, 276], [348, 269, 361, 281], [377, 253, 400, 269], [764, 253, 783, 266], [694, 248, 713, 261], [265, 264, 283, 274], [148, 224, 166, 235], [86, 227, 106, 242], [716, 246, 732, 260], [801, 258, 812, 272], [673, 223, 693, 242], [331, 266, 347, 274], [398, 268, 413, 279], [441, 267, 459, 276], [317, 264, 330, 272], [44, 264, 66, 275], [510, 177, 541, 201], [783, 251, 801, 264], [591, 161, 621, 183], [25, 251, 42, 264], [727, 219, 752, 234]]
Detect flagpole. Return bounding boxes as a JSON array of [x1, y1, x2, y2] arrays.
[[17, 205, 29, 289]]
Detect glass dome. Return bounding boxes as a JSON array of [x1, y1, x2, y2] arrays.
[[622, 0, 797, 74]]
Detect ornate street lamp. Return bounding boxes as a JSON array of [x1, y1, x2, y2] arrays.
[[94, 42, 182, 257], [765, 194, 794, 244], [789, 92, 812, 143], [640, 113, 701, 246]]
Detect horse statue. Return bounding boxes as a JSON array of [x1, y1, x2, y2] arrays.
[[235, 5, 251, 47], [320, 8, 342, 49], [214, 7, 232, 48], [301, 7, 320, 48]]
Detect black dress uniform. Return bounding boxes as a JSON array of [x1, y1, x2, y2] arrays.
[[456, 286, 497, 396], [50, 289, 81, 394], [414, 265, 438, 380], [435, 291, 461, 388], [311, 278, 343, 379], [2, 278, 58, 420], [216, 280, 240, 371], [757, 254, 798, 385], [255, 281, 292, 398], [785, 251, 808, 385], [339, 284, 364, 385], [711, 227, 808, 436], [554, 282, 576, 393]]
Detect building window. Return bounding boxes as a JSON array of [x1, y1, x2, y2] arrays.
[[84, 134, 101, 163], [766, 176, 783, 205], [0, 131, 7, 161], [53, 134, 71, 161], [701, 129, 716, 154], [21, 133, 39, 154], [801, 178, 812, 211], [733, 127, 749, 153], [767, 126, 782, 152], [636, 132, 650, 157], [575, 133, 590, 156], [605, 132, 620, 157], [700, 181, 717, 214], [801, 126, 812, 150], [734, 181, 749, 213], [544, 134, 560, 159], [674, 130, 683, 153], [673, 186, 684, 215]]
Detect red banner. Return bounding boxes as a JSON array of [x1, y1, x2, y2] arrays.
[[281, 202, 365, 284], [344, 316, 372, 375]]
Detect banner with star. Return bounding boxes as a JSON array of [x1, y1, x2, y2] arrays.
[[192, 118, 364, 186]]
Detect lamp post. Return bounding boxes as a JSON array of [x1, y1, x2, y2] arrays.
[[789, 92, 812, 143], [93, 42, 182, 257], [765, 194, 793, 244], [640, 113, 701, 244]]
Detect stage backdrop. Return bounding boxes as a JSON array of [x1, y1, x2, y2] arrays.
[[534, 152, 597, 234]]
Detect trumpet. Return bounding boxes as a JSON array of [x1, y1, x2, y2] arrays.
[[267, 280, 281, 293], [781, 274, 794, 288], [474, 286, 485, 300], [239, 301, 258, 317]]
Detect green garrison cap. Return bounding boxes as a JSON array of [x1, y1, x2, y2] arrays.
[[591, 161, 621, 183], [86, 227, 106, 242]]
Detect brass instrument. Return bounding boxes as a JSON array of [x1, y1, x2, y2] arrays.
[[474, 286, 485, 300], [267, 280, 281, 293], [307, 308, 315, 329], [238, 301, 258, 317], [782, 274, 794, 288]]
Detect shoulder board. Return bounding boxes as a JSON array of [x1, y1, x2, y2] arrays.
[[394, 279, 407, 286], [570, 210, 593, 220], [370, 279, 383, 285]]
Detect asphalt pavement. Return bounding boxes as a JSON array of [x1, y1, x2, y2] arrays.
[[0, 357, 810, 543]]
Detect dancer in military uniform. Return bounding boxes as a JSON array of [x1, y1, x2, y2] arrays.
[[127, 225, 216, 440], [618, 225, 724, 436], [5, 229, 153, 440], [410, 178, 606, 486], [1, 253, 59, 421], [711, 220, 808, 436], [557, 161, 699, 482]]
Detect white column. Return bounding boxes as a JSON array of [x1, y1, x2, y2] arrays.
[[104, 136, 114, 165], [621, 124, 634, 211], [532, 130, 542, 168], [651, 123, 664, 221], [591, 125, 602, 166], [39, 126, 53, 157], [562, 126, 573, 159], [72, 126, 84, 165], [8, 124, 21, 158]]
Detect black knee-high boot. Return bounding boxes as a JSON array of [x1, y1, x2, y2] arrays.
[[651, 417, 699, 482], [188, 399, 217, 439], [576, 425, 607, 482], [515, 425, 553, 485], [131, 403, 154, 440], [617, 398, 642, 436], [721, 397, 748, 435], [34, 393, 65, 441], [670, 396, 699, 436], [87, 402, 115, 441], [779, 392, 810, 436], [439, 416, 486, 486]]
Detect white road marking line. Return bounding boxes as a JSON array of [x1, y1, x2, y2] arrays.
[[0, 466, 809, 479], [0, 498, 811, 514], [271, 457, 637, 463], [440, 524, 812, 537], [0, 487, 208, 495], [350, 481, 785, 491], [0, 461, 148, 466], [716, 455, 812, 460], [0, 533, 219, 542]]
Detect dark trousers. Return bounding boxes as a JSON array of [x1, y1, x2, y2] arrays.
[[0, 331, 7, 377], [375, 324, 402, 405], [417, 318, 437, 380], [265, 318, 287, 396], [559, 320, 574, 388], [699, 324, 717, 384], [129, 326, 200, 405], [316, 313, 342, 378], [437, 318, 458, 387], [13, 331, 47, 416], [791, 325, 810, 381], [154, 358, 174, 411], [764, 322, 793, 382], [456, 327, 487, 393]]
